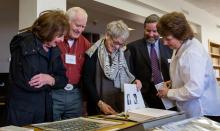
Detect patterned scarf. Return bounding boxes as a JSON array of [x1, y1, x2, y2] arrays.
[[86, 38, 135, 91]]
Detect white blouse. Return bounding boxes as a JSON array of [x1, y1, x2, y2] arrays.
[[168, 38, 220, 118]]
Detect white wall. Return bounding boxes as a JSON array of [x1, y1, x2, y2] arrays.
[[1, 0, 220, 72], [67, 1, 144, 44], [1, 0, 66, 72], [19, 0, 37, 30], [37, 0, 66, 15], [93, 0, 220, 50], [0, 0, 18, 72], [19, 0, 66, 30]]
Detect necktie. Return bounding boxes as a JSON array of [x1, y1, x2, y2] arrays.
[[150, 44, 163, 84]]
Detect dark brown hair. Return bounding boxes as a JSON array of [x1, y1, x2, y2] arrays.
[[31, 10, 69, 42], [157, 12, 194, 41]]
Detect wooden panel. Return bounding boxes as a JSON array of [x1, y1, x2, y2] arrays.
[[209, 40, 220, 82], [212, 58, 219, 66]]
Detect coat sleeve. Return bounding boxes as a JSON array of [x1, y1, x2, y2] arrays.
[[125, 45, 135, 75], [83, 53, 100, 105], [167, 51, 206, 101], [10, 37, 45, 92], [50, 54, 68, 89]]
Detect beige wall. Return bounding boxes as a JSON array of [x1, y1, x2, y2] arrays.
[[0, 0, 18, 72], [1, 0, 220, 72], [93, 0, 220, 50]]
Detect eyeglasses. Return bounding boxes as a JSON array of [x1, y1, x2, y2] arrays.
[[110, 37, 125, 47]]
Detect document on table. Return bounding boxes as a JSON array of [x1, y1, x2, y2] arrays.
[[124, 84, 145, 112], [0, 126, 34, 131], [127, 108, 178, 122], [155, 82, 175, 109], [122, 84, 178, 122], [128, 108, 177, 117], [156, 117, 220, 131]]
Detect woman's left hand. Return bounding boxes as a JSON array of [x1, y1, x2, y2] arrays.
[[134, 79, 142, 91], [157, 87, 169, 98], [29, 73, 55, 88]]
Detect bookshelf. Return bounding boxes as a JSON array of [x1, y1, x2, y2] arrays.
[[208, 40, 220, 83]]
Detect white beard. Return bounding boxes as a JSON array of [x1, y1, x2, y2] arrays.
[[147, 38, 156, 44]]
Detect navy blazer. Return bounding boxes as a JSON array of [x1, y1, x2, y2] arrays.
[[7, 31, 67, 126], [127, 38, 172, 109]]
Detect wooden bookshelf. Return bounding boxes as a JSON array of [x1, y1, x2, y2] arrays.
[[209, 40, 220, 83]]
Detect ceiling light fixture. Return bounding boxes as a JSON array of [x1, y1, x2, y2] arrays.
[[128, 27, 135, 31]]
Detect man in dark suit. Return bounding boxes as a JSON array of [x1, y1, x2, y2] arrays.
[[127, 14, 173, 109]]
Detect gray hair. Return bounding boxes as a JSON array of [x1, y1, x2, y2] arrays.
[[106, 20, 129, 40], [66, 7, 88, 21], [144, 14, 160, 25]]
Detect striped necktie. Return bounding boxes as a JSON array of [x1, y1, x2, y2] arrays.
[[150, 44, 163, 84]]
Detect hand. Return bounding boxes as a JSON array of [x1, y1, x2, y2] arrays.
[[98, 100, 117, 115], [134, 80, 142, 91], [157, 86, 169, 98], [29, 73, 55, 88]]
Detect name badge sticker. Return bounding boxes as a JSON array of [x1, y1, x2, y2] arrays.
[[168, 59, 171, 63], [65, 54, 76, 64]]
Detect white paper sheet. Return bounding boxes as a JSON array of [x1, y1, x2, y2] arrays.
[[127, 108, 178, 122], [128, 108, 177, 118], [124, 84, 145, 112], [158, 117, 220, 131], [0, 126, 34, 131], [155, 82, 175, 109]]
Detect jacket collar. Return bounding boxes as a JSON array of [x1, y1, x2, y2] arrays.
[[86, 38, 104, 57], [34, 36, 60, 60], [174, 38, 192, 59]]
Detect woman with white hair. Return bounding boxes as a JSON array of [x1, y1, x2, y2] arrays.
[[83, 20, 142, 115]]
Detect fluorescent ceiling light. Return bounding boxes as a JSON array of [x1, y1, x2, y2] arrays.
[[128, 27, 135, 31]]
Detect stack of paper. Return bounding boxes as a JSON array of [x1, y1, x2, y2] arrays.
[[154, 117, 220, 131], [123, 84, 178, 123], [127, 108, 178, 122]]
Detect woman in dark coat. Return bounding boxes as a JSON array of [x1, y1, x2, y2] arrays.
[[83, 20, 142, 115], [7, 10, 69, 126]]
